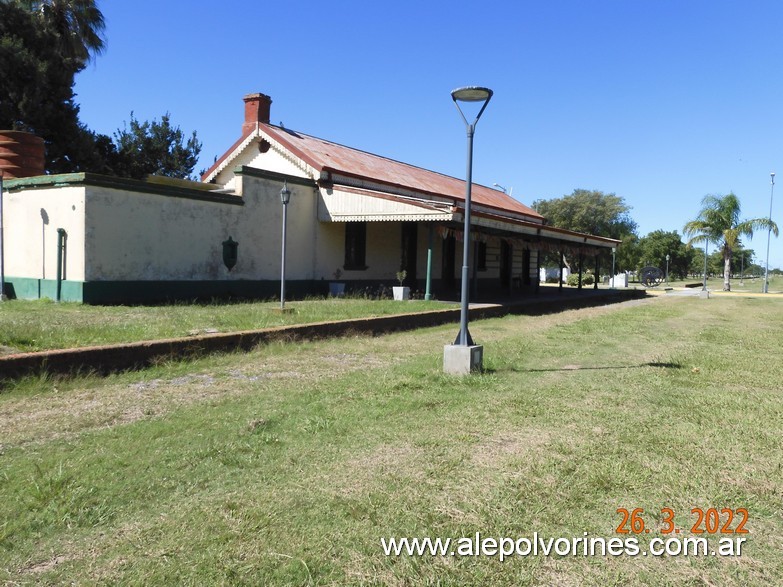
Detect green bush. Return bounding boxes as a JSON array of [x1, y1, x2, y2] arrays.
[[566, 271, 594, 287]]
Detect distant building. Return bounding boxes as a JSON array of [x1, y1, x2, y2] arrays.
[[1, 93, 618, 303]]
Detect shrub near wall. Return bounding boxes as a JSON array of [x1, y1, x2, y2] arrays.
[[566, 271, 594, 287]]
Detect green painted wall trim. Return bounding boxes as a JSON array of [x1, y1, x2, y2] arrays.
[[4, 277, 314, 304], [80, 280, 316, 304], [5, 277, 84, 302], [3, 173, 244, 206], [3, 276, 539, 305]]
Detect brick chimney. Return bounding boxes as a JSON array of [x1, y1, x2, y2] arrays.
[[242, 93, 272, 133]]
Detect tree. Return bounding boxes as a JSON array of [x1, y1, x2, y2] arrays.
[[112, 113, 202, 180], [18, 0, 106, 73], [533, 189, 638, 238], [614, 232, 640, 272], [683, 193, 779, 291], [636, 230, 693, 279], [533, 189, 638, 271], [731, 247, 755, 278], [689, 246, 705, 278]]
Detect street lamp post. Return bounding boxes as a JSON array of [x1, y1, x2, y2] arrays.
[[764, 172, 775, 294], [740, 251, 745, 286], [665, 254, 670, 286], [443, 86, 492, 375], [610, 247, 616, 288], [279, 181, 291, 311], [702, 241, 709, 292]]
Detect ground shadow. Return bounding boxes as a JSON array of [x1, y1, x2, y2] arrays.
[[496, 361, 683, 374]]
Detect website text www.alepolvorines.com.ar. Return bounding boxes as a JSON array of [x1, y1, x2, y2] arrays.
[[381, 532, 747, 562]]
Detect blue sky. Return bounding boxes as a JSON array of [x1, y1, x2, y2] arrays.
[[74, 0, 783, 268]]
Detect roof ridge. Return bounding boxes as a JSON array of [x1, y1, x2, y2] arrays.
[[262, 123, 498, 191]]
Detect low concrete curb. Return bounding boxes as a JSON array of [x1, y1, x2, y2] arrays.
[[0, 290, 645, 380]]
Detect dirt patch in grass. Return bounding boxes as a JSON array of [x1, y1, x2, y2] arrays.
[[471, 429, 552, 468], [22, 554, 73, 575], [336, 442, 426, 497]]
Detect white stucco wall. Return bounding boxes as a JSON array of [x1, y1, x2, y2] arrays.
[[4, 173, 542, 295], [83, 175, 318, 281], [3, 185, 86, 280]]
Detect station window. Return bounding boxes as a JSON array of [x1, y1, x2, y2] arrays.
[[344, 222, 367, 270]]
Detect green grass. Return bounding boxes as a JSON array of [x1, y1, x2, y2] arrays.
[[1, 295, 782, 585], [652, 275, 783, 293], [0, 297, 453, 353]]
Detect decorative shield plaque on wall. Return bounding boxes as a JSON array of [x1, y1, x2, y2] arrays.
[[222, 236, 238, 271]]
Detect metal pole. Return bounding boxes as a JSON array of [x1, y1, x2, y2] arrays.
[[764, 173, 775, 294], [665, 254, 670, 286], [535, 249, 540, 294], [611, 248, 616, 288], [740, 251, 744, 286], [56, 228, 66, 302], [702, 241, 709, 291], [280, 200, 287, 310], [449, 86, 491, 350], [424, 224, 433, 300], [456, 123, 475, 346], [0, 173, 5, 301]]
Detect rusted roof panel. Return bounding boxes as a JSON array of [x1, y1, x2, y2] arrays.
[[259, 124, 543, 221]]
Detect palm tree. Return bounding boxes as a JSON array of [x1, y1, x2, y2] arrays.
[[19, 0, 106, 70], [684, 193, 778, 291]]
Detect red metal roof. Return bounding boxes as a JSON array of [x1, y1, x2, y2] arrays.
[[261, 124, 542, 220], [204, 123, 543, 222]]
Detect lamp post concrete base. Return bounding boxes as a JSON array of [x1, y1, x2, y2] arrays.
[[443, 344, 483, 375], [699, 290, 710, 299]]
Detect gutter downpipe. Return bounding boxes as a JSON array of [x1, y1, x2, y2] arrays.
[[56, 228, 67, 302]]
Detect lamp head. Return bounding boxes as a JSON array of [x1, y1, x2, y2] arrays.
[[280, 181, 291, 205], [451, 86, 493, 102], [451, 86, 493, 127]]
